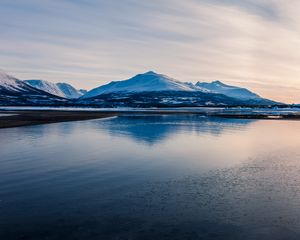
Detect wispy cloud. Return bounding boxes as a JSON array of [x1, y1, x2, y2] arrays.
[[0, 0, 300, 103]]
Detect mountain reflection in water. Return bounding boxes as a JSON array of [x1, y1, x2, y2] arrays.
[[1, 115, 300, 240], [96, 114, 255, 144]]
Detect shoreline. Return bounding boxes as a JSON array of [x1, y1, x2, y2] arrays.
[[0, 110, 118, 129], [1, 107, 300, 129]]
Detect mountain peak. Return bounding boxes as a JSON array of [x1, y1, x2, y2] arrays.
[[212, 80, 225, 85], [25, 79, 84, 99], [82, 71, 195, 98], [0, 70, 23, 90], [144, 71, 158, 75], [196, 80, 260, 100]]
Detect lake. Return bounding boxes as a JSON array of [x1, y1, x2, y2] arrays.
[[1, 114, 300, 239]]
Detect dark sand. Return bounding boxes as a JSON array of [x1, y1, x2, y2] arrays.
[[0, 111, 118, 129]]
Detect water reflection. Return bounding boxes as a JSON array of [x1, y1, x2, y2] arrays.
[[1, 116, 300, 240], [97, 114, 255, 144]]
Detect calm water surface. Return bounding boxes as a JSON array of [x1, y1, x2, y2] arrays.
[[1, 114, 300, 239]]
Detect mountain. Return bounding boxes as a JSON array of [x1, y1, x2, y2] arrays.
[[25, 80, 84, 99], [79, 89, 87, 95], [25, 80, 66, 98], [82, 72, 262, 100], [82, 71, 198, 99], [0, 69, 278, 107], [80, 71, 276, 106], [78, 90, 248, 108], [196, 80, 260, 100], [0, 70, 64, 105], [56, 83, 83, 99]]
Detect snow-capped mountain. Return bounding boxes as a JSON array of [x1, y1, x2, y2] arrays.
[[56, 83, 83, 99], [0, 70, 64, 105], [25, 80, 84, 99], [82, 71, 261, 101], [25, 80, 65, 98], [78, 90, 247, 107], [80, 71, 276, 107], [82, 71, 197, 99], [0, 70, 29, 92], [196, 80, 260, 100], [0, 69, 278, 107]]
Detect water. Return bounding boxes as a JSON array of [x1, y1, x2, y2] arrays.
[[1, 114, 300, 239]]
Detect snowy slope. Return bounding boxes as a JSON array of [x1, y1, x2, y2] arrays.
[[0, 69, 277, 106], [0, 70, 27, 92], [81, 71, 275, 105], [25, 80, 84, 99], [196, 80, 260, 100], [25, 80, 66, 98], [82, 71, 197, 99], [0, 70, 65, 105], [56, 83, 83, 99], [0, 70, 49, 95]]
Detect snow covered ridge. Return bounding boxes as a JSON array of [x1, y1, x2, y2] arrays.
[[196, 80, 260, 100], [0, 69, 263, 101], [0, 69, 279, 106], [0, 70, 25, 91], [25, 80, 84, 99], [82, 71, 197, 99], [82, 71, 261, 100], [0, 69, 85, 99], [0, 69, 69, 106]]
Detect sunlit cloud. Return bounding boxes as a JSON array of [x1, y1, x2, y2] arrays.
[[0, 0, 300, 103]]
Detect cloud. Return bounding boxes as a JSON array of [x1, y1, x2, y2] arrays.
[[0, 0, 300, 103]]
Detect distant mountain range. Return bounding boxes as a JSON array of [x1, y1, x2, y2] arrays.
[[0, 71, 66, 106], [82, 71, 198, 99], [82, 71, 261, 101], [79, 71, 276, 107], [195, 80, 260, 100], [25, 80, 85, 99], [0, 69, 279, 107]]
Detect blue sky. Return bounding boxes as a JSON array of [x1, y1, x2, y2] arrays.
[[1, 0, 300, 103]]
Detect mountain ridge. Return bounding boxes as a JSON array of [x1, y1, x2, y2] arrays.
[[82, 71, 197, 99], [196, 80, 260, 100], [25, 79, 85, 99], [0, 70, 66, 106], [0, 69, 279, 107], [82, 71, 263, 101]]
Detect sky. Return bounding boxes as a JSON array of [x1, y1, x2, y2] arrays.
[[0, 0, 300, 103]]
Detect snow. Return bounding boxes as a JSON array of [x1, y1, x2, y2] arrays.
[[196, 80, 260, 100], [82, 71, 199, 99], [0, 69, 271, 105], [25, 80, 65, 97], [82, 71, 262, 101], [56, 83, 83, 99], [25, 80, 84, 99], [0, 70, 24, 91]]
